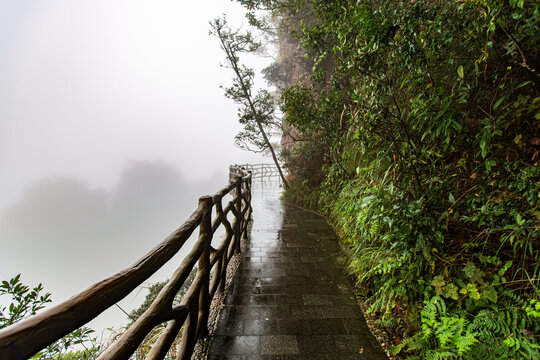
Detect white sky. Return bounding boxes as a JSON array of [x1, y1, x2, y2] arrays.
[[0, 0, 274, 336], [0, 0, 268, 204]]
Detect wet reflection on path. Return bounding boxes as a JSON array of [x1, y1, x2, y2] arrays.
[[208, 181, 388, 359]]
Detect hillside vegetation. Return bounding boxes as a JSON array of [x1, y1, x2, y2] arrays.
[[241, 0, 540, 358]]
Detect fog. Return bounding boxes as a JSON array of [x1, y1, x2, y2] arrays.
[[0, 1, 270, 333]]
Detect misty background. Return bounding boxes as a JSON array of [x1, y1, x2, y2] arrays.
[[0, 0, 272, 333]]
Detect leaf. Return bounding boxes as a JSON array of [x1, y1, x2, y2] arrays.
[[493, 96, 505, 110], [482, 286, 498, 303], [443, 283, 459, 300], [448, 193, 455, 204], [457, 65, 464, 79], [466, 283, 481, 300], [515, 80, 532, 89], [463, 262, 485, 283], [498, 261, 513, 276], [431, 275, 446, 295], [480, 136, 488, 159]]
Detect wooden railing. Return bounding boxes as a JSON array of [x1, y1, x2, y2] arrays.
[[0, 166, 252, 360], [238, 163, 282, 180]]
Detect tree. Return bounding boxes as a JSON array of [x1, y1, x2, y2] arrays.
[[210, 16, 289, 187]]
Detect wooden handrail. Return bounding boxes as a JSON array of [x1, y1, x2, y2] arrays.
[[238, 163, 283, 180], [0, 166, 253, 360]]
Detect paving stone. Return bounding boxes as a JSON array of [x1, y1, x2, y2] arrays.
[[227, 306, 266, 320], [329, 295, 356, 306], [276, 319, 312, 335], [260, 335, 299, 355], [275, 294, 304, 306], [210, 336, 259, 355], [296, 335, 336, 354], [341, 318, 373, 336], [291, 305, 324, 320], [308, 318, 348, 335], [334, 334, 365, 353], [302, 294, 333, 306], [215, 320, 244, 336], [243, 319, 277, 335], [321, 306, 362, 319]]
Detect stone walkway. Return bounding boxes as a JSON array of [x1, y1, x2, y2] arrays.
[[207, 182, 388, 360]]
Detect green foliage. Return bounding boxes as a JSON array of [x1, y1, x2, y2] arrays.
[[0, 274, 51, 329], [393, 296, 478, 359], [1, 275, 101, 359], [0, 274, 51, 328], [32, 327, 100, 360], [244, 0, 540, 357], [395, 291, 540, 360]]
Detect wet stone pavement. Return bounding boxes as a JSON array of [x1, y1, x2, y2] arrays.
[[207, 181, 388, 360]]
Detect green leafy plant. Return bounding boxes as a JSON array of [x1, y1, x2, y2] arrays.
[[0, 274, 51, 328], [1, 274, 102, 359]]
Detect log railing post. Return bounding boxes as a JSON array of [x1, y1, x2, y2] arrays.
[[196, 196, 212, 339], [233, 176, 242, 254], [246, 172, 252, 221], [219, 250, 227, 294], [177, 307, 198, 360]]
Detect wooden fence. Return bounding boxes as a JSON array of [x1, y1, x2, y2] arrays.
[[0, 166, 252, 360], [237, 163, 282, 181]]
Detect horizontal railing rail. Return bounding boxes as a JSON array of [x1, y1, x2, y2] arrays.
[[0, 166, 252, 360]]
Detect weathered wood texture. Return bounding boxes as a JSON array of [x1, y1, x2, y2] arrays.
[[0, 166, 253, 360]]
